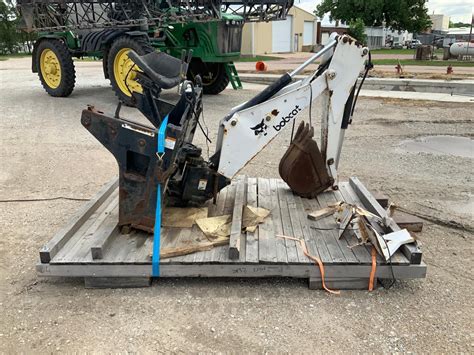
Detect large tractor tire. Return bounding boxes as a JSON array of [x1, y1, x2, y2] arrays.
[[188, 60, 229, 95], [35, 39, 76, 97], [107, 36, 153, 105]]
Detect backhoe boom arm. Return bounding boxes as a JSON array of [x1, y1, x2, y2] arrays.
[[215, 34, 369, 189]]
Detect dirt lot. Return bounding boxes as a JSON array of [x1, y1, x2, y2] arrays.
[[0, 58, 473, 353]]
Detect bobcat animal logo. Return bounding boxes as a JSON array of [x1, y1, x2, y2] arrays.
[[250, 119, 268, 136]]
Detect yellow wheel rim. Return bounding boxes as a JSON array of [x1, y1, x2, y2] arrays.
[[113, 48, 143, 97], [40, 49, 61, 89]]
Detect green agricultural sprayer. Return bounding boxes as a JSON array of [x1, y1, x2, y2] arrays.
[[17, 0, 293, 103]]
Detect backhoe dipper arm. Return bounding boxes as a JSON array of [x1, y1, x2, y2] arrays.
[[213, 34, 369, 188]]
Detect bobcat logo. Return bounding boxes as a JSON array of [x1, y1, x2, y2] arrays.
[[250, 119, 268, 136]]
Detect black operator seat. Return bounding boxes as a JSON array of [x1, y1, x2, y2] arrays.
[[127, 51, 186, 90]]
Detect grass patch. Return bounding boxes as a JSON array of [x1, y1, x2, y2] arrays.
[[236, 55, 284, 62], [372, 59, 474, 67], [0, 53, 32, 61], [371, 48, 444, 56], [371, 48, 416, 55]]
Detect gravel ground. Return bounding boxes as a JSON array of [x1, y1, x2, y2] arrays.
[[0, 58, 473, 353]]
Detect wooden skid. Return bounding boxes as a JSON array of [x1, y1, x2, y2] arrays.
[[36, 177, 427, 289]]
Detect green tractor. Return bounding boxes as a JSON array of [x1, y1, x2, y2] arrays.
[[17, 0, 293, 104]]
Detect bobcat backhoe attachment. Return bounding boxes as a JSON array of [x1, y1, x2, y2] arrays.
[[81, 33, 370, 233]]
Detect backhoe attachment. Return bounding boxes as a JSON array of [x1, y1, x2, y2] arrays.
[[279, 122, 333, 197]]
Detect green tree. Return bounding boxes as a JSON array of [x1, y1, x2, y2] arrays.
[[449, 21, 470, 28], [315, 0, 432, 33], [0, 0, 20, 54], [348, 18, 367, 43]]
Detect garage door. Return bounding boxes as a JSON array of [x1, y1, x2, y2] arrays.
[[272, 15, 293, 53], [321, 32, 329, 45], [303, 21, 314, 45]]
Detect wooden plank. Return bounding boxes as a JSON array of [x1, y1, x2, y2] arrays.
[[276, 180, 300, 263], [284, 186, 315, 264], [37, 261, 428, 280], [229, 176, 247, 260], [338, 182, 389, 264], [349, 177, 422, 264], [123, 231, 151, 264], [245, 178, 259, 263], [393, 211, 424, 232], [215, 182, 236, 263], [257, 178, 278, 263], [306, 195, 346, 263], [338, 182, 408, 265], [157, 228, 181, 263], [84, 277, 151, 288], [309, 277, 370, 290], [317, 192, 359, 263], [293, 195, 321, 259], [52, 190, 119, 263], [326, 190, 372, 263], [308, 206, 338, 221], [160, 237, 229, 259], [371, 190, 389, 209], [332, 188, 372, 263], [199, 188, 228, 263], [268, 179, 288, 263], [301, 198, 333, 263], [40, 178, 118, 263], [90, 204, 120, 260]]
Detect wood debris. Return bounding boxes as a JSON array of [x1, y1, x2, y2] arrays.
[[162, 206, 208, 228], [160, 237, 228, 259], [195, 205, 270, 239]]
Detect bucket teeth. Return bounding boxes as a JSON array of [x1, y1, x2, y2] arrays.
[[279, 121, 332, 198]]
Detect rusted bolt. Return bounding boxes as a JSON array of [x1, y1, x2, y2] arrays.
[[327, 158, 335, 165], [326, 69, 336, 80], [343, 36, 348, 44], [139, 139, 146, 147]]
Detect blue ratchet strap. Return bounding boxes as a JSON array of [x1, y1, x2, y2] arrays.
[[152, 115, 169, 277]]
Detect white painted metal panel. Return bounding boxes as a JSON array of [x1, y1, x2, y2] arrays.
[[272, 15, 293, 53], [303, 21, 314, 45]]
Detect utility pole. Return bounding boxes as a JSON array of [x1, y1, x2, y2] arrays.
[[467, 13, 473, 56]]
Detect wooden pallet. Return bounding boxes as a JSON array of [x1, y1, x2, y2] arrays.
[[36, 176, 427, 289]]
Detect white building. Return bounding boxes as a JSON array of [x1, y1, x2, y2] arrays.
[[429, 14, 450, 32]]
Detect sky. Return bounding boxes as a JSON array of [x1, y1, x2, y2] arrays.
[[295, 0, 473, 24]]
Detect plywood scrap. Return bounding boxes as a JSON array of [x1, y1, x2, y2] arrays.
[[243, 206, 270, 232], [196, 205, 270, 239], [195, 215, 232, 239], [162, 207, 208, 228]]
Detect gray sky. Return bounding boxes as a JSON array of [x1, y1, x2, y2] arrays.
[[296, 0, 473, 24]]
